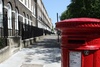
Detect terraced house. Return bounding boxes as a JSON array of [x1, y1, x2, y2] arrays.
[[0, 0, 53, 63]]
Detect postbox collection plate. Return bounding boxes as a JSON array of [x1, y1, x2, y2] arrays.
[[69, 51, 81, 67]]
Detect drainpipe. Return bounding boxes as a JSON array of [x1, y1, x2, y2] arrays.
[[35, 0, 38, 27]]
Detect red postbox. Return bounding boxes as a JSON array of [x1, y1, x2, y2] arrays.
[[56, 18, 100, 67]]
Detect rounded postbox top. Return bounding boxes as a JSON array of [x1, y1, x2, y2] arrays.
[[58, 18, 100, 23], [56, 18, 100, 50], [56, 17, 100, 30]]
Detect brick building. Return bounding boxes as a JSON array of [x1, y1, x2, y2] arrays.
[[0, 0, 53, 62]]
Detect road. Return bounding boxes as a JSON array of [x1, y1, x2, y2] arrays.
[[0, 35, 61, 67]]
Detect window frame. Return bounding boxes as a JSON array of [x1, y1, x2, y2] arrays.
[[15, 8, 19, 30], [7, 3, 12, 29]]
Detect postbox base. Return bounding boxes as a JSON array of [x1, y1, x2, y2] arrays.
[[61, 47, 100, 67]]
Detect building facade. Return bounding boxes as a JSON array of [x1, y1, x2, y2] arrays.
[[0, 0, 53, 63]]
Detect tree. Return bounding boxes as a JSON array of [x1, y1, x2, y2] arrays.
[[60, 0, 100, 20], [60, 10, 67, 20]]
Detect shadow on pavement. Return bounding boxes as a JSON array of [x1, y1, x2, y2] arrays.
[[27, 35, 61, 64], [26, 48, 61, 64], [31, 39, 61, 48], [36, 48, 61, 63]]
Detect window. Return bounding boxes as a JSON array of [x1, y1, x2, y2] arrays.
[[25, 14, 29, 31], [38, 9, 41, 20], [21, 0, 23, 2], [23, 12, 25, 24], [25, 0, 27, 5], [7, 3, 12, 29], [33, 5, 36, 15], [15, 8, 19, 30], [27, 14, 29, 24], [31, 1, 33, 11], [0, 0, 3, 27], [26, 0, 28, 7], [30, 16, 32, 20], [30, 0, 32, 9], [23, 12, 26, 31], [30, 16, 32, 25], [28, 0, 29, 8]]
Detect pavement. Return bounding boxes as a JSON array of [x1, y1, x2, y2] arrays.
[[0, 35, 61, 67]]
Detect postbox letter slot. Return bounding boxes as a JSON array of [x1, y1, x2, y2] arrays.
[[68, 40, 85, 44]]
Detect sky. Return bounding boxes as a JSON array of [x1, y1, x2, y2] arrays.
[[42, 0, 71, 27]]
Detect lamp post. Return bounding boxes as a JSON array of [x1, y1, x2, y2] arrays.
[[57, 13, 60, 42]]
